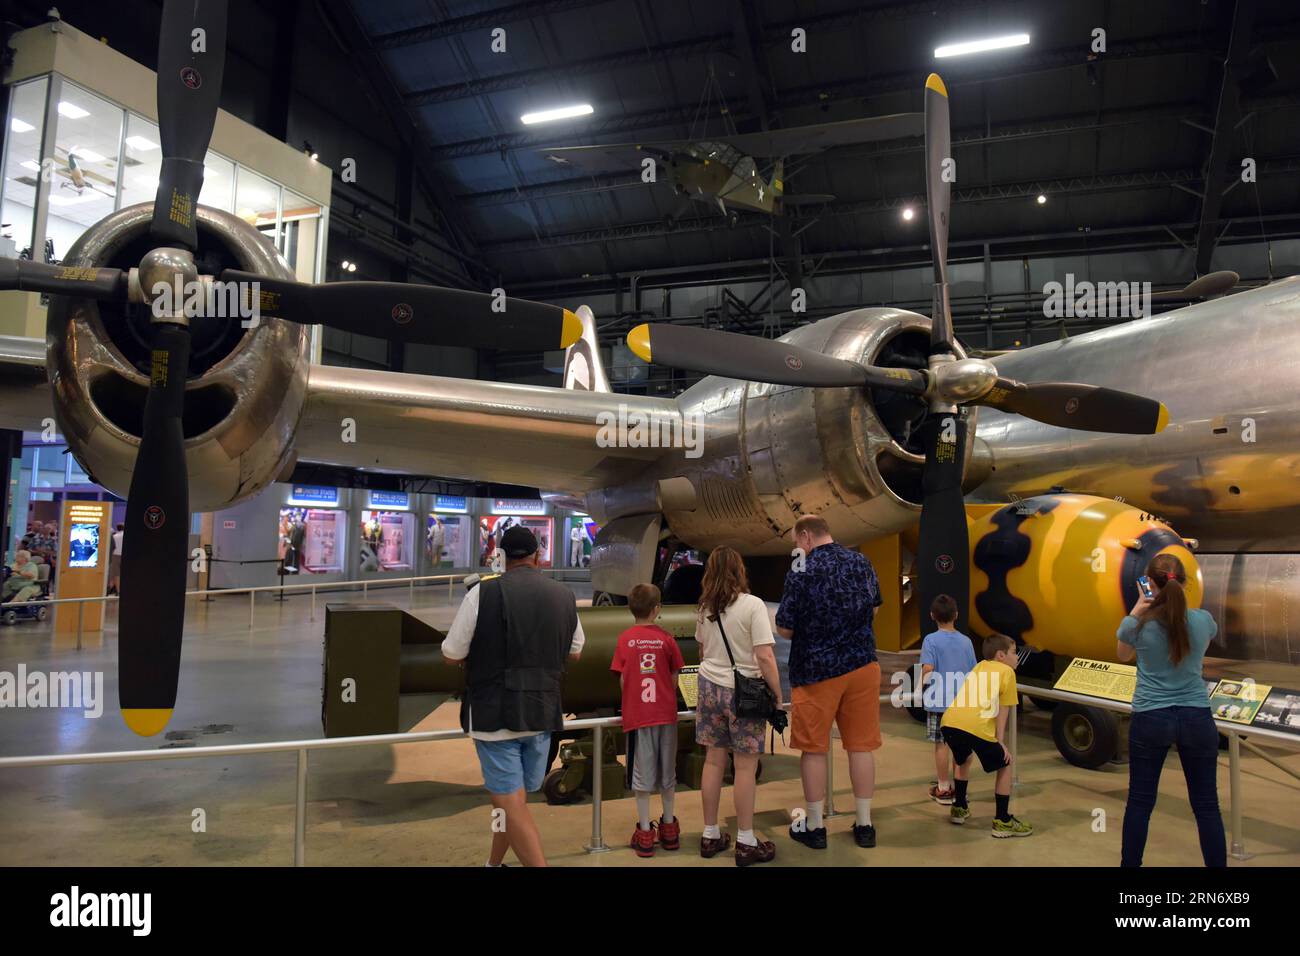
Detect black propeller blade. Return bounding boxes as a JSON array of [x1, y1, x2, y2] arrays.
[[150, 0, 228, 250], [975, 379, 1168, 434], [117, 323, 191, 736], [0, 259, 127, 300], [223, 270, 582, 353], [924, 73, 954, 357], [917, 73, 971, 636], [116, 0, 229, 736], [625, 322, 927, 392], [916, 413, 971, 637]]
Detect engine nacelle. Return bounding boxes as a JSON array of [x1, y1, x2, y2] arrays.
[[969, 493, 1203, 660], [643, 307, 972, 555], [46, 203, 310, 511]]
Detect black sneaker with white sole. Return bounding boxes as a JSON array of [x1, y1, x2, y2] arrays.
[[789, 825, 828, 849], [852, 824, 877, 848]]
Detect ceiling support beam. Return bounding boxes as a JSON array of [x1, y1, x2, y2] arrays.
[[1194, 0, 1257, 275]]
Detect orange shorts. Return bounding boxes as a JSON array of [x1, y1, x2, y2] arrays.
[[790, 662, 882, 753]]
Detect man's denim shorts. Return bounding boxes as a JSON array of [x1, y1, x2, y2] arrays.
[[474, 732, 552, 795]]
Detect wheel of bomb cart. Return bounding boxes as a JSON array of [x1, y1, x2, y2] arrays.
[[542, 767, 580, 805], [592, 590, 627, 607], [1051, 703, 1120, 769], [2, 609, 16, 626], [36, 606, 48, 622]]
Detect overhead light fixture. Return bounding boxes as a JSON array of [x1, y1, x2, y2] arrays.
[[10, 118, 35, 133], [57, 101, 90, 119], [124, 135, 158, 151], [20, 160, 40, 172], [520, 104, 594, 125], [901, 206, 915, 221], [347, 262, 357, 272], [70, 147, 106, 163], [935, 33, 1030, 59], [1036, 193, 1047, 205]]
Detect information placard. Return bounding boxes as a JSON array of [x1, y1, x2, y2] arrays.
[[1053, 657, 1137, 703], [677, 665, 699, 709], [1209, 680, 1272, 724]]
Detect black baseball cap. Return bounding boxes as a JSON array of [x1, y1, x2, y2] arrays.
[[501, 525, 539, 559]]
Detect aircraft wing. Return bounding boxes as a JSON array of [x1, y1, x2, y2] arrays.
[[0, 341, 677, 495], [293, 364, 676, 494], [537, 142, 682, 173], [724, 113, 924, 157], [0, 334, 52, 431]]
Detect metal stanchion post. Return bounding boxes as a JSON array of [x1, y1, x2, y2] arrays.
[[310, 586, 316, 623], [585, 724, 610, 852], [1009, 704, 1019, 788], [409, 576, 415, 606], [76, 602, 84, 651], [248, 590, 255, 630], [448, 576, 453, 602], [294, 748, 308, 866], [1228, 734, 1250, 860], [362, 579, 368, 597]]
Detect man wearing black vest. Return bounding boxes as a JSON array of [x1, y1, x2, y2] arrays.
[[442, 525, 584, 866]]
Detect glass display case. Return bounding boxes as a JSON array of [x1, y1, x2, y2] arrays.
[[278, 507, 345, 575], [426, 513, 471, 569], [359, 510, 414, 572]]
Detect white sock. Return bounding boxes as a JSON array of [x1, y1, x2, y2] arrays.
[[856, 798, 873, 828], [737, 828, 758, 847], [660, 788, 675, 822], [635, 792, 651, 830], [703, 823, 721, 839], [937, 777, 951, 790], [807, 799, 825, 830], [485, 860, 503, 867]]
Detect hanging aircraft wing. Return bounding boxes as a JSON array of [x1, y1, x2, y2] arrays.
[[722, 113, 924, 157], [537, 142, 683, 173], [0, 334, 52, 431]]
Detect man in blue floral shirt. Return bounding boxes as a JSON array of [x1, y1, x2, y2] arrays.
[[776, 514, 884, 850]]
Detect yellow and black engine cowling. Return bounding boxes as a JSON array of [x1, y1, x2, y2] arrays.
[[967, 493, 1202, 661]]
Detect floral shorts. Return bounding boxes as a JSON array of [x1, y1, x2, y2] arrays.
[[695, 675, 766, 755]]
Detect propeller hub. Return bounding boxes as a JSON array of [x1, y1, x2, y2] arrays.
[[931, 357, 998, 405], [138, 246, 197, 325]]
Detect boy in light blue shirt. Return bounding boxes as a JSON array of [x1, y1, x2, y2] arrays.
[[919, 594, 978, 804]]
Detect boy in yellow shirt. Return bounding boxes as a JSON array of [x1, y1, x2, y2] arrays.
[[939, 634, 1033, 837]]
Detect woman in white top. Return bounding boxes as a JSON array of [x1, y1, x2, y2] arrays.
[[693, 546, 782, 866]]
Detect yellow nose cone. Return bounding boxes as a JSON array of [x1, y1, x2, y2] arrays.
[[560, 309, 583, 349], [926, 73, 948, 97], [1154, 402, 1170, 433], [627, 324, 652, 363], [122, 708, 173, 737]]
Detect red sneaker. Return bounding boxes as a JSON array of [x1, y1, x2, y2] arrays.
[[658, 816, 681, 851], [630, 824, 656, 857]]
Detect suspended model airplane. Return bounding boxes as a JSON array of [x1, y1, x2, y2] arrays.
[[538, 113, 923, 222], [1, 4, 1295, 760]]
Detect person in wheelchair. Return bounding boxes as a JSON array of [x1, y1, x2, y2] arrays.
[[2, 550, 46, 604]]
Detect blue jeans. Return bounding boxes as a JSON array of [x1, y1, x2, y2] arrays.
[[1121, 706, 1226, 867]]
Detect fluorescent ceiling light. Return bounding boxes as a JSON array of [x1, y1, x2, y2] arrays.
[[70, 148, 106, 163], [20, 160, 40, 172], [57, 101, 90, 119], [935, 33, 1030, 58], [10, 118, 35, 133], [124, 135, 158, 151], [520, 103, 594, 125]]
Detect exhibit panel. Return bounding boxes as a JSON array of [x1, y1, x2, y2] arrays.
[[426, 496, 473, 571]]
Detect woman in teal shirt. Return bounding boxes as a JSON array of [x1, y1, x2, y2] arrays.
[[1115, 554, 1225, 867]]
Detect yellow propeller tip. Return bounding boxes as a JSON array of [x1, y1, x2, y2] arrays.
[[122, 707, 173, 737], [1154, 403, 1170, 433], [627, 323, 652, 363], [926, 73, 948, 97], [560, 309, 583, 349]]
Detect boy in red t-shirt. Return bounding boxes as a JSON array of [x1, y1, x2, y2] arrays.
[[611, 583, 686, 857]]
